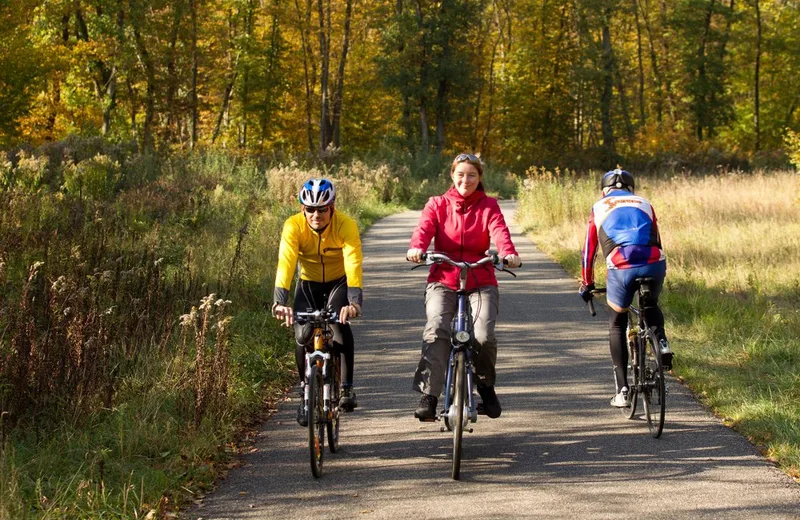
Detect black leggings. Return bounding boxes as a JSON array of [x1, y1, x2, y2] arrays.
[[293, 277, 355, 386], [609, 304, 666, 391]]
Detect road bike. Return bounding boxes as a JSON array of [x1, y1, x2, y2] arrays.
[[412, 251, 517, 479], [296, 308, 342, 477], [588, 278, 666, 438]]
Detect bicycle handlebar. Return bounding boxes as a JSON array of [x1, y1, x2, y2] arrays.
[[412, 251, 520, 276], [294, 309, 340, 325], [586, 288, 607, 316]]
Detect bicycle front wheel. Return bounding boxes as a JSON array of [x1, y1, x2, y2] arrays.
[[642, 327, 666, 438], [327, 356, 341, 454], [451, 350, 465, 480], [308, 364, 325, 477]]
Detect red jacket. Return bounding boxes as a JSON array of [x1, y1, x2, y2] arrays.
[[409, 187, 518, 291]]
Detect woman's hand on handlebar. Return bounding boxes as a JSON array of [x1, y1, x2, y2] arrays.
[[339, 303, 362, 324], [406, 248, 425, 264], [503, 254, 522, 268], [272, 303, 294, 327]]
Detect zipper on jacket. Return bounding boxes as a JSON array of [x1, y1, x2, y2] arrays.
[[318, 232, 325, 282]]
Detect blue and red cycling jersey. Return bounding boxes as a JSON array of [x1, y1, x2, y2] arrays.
[[581, 189, 665, 286]]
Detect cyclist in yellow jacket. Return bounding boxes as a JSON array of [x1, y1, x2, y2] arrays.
[[272, 178, 363, 426]]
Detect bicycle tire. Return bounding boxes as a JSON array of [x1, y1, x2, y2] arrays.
[[327, 356, 341, 454], [308, 364, 325, 477], [622, 334, 639, 419], [642, 327, 666, 438], [451, 350, 465, 480]]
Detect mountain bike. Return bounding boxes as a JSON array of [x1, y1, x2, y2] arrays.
[[587, 278, 666, 438], [412, 251, 517, 479], [295, 308, 342, 477]]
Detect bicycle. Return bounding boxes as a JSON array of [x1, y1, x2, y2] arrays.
[[587, 278, 666, 438], [412, 251, 517, 479], [295, 308, 343, 478]]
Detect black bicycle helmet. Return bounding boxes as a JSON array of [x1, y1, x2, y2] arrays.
[[601, 168, 635, 192]]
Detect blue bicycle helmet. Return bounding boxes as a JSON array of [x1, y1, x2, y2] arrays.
[[298, 178, 336, 207], [601, 168, 635, 192]]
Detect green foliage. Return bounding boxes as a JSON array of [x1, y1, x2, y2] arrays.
[[785, 129, 800, 169], [63, 154, 122, 200]]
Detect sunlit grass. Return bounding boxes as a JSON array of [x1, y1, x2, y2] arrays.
[[516, 168, 800, 480]]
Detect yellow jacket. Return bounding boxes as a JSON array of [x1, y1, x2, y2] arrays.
[[274, 210, 363, 305]]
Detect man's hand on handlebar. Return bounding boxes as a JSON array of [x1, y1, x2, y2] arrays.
[[579, 283, 595, 303], [339, 303, 361, 324], [272, 303, 294, 327], [406, 248, 425, 264]]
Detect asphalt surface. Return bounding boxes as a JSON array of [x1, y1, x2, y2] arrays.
[[186, 201, 799, 520]]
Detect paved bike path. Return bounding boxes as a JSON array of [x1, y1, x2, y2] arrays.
[[186, 202, 799, 519]]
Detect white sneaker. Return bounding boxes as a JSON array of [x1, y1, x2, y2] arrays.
[[610, 387, 630, 408]]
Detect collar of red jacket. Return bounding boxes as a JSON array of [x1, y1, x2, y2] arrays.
[[444, 185, 486, 208]]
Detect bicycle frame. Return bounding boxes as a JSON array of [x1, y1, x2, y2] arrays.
[[296, 308, 344, 477], [297, 310, 337, 418], [441, 264, 479, 425]]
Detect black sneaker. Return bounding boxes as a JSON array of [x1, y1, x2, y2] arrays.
[[296, 402, 308, 427], [341, 387, 358, 411], [414, 394, 438, 421], [477, 384, 502, 418]]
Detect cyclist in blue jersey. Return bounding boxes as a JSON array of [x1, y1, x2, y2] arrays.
[[579, 169, 673, 408]]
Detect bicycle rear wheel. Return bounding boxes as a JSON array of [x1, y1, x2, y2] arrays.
[[308, 364, 325, 477], [622, 335, 639, 420], [642, 327, 666, 438], [327, 356, 341, 454], [451, 351, 465, 480]]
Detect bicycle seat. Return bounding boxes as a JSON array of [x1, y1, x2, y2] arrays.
[[635, 277, 656, 302]]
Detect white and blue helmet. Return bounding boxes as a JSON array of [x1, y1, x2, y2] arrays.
[[298, 178, 336, 207]]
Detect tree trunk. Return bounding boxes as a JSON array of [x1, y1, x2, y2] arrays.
[[696, 0, 716, 141], [129, 0, 156, 153], [212, 68, 239, 144], [165, 0, 186, 143], [633, 0, 646, 124], [317, 0, 331, 153], [600, 7, 616, 159], [754, 0, 761, 151], [331, 0, 353, 149], [293, 0, 315, 153], [415, 0, 430, 152], [190, 0, 199, 150]]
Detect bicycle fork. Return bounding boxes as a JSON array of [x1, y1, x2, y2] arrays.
[[441, 347, 477, 432], [304, 350, 332, 419]]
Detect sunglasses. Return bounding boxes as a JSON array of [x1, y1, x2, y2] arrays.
[[304, 206, 330, 214], [455, 153, 480, 163]]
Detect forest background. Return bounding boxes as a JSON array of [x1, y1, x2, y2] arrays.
[[1, 0, 799, 518]]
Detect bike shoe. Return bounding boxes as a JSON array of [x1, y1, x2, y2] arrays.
[[341, 387, 358, 411], [659, 339, 674, 370], [414, 394, 438, 421], [296, 402, 308, 427], [610, 387, 630, 408], [477, 384, 502, 418]]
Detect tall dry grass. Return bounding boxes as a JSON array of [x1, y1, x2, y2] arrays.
[[516, 168, 800, 479]]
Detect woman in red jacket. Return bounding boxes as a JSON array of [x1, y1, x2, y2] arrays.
[[406, 153, 521, 421]]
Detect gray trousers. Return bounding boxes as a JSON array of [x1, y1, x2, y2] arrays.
[[413, 283, 500, 396]]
